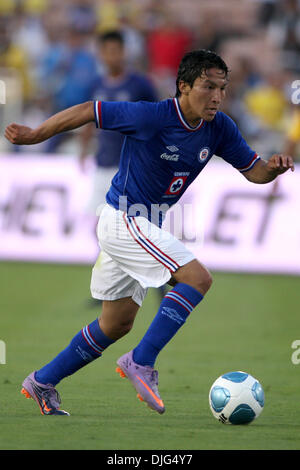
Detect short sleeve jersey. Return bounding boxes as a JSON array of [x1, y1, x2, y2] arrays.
[[89, 72, 158, 167], [94, 98, 260, 226]]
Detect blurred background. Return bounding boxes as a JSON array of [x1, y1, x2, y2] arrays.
[[0, 0, 300, 156], [0, 0, 300, 270], [1, 1, 300, 452]]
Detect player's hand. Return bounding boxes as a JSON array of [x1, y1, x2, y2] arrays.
[[4, 123, 37, 145], [267, 154, 295, 174]]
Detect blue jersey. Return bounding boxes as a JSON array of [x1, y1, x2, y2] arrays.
[[89, 72, 157, 167], [94, 98, 260, 226]]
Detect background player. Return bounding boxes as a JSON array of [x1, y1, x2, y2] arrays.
[[5, 50, 294, 417], [79, 30, 158, 214]]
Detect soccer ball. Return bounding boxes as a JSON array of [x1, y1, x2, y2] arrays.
[[209, 371, 264, 425]]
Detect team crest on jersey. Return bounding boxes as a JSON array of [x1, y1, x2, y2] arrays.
[[198, 147, 210, 162], [165, 176, 188, 195]]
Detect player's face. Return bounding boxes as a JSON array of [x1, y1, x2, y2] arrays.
[[99, 40, 125, 75], [179, 68, 228, 124]]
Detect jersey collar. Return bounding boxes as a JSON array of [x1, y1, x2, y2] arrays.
[[173, 98, 204, 131]]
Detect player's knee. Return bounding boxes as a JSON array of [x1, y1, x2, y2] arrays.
[[203, 271, 213, 292], [174, 261, 213, 295], [194, 270, 213, 295], [115, 318, 134, 338], [121, 320, 134, 336]]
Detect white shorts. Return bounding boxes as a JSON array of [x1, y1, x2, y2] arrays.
[[90, 204, 195, 306]]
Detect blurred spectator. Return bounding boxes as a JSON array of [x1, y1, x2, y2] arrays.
[[220, 56, 263, 138], [283, 108, 300, 159], [256, 0, 278, 26], [95, 0, 120, 33], [243, 72, 289, 132], [39, 21, 99, 152], [193, 14, 224, 54], [0, 0, 16, 16], [0, 0, 299, 155], [147, 12, 193, 74], [40, 23, 98, 112], [118, 14, 146, 69], [67, 0, 97, 37], [23, 0, 49, 15], [12, 4, 49, 81], [0, 17, 33, 102], [146, 9, 194, 97], [265, 0, 300, 72], [95, 1, 146, 69]]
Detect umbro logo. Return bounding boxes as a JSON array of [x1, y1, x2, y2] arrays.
[[162, 307, 184, 325], [166, 145, 179, 152], [76, 346, 93, 363]]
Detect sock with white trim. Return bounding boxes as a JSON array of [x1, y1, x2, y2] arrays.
[[133, 283, 203, 367], [35, 319, 114, 386]]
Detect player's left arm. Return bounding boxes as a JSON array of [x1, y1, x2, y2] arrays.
[[242, 154, 295, 184]]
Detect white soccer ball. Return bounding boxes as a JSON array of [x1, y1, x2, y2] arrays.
[[209, 371, 264, 425]]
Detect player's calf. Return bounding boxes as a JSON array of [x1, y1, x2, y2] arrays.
[[119, 281, 205, 413], [99, 298, 140, 340], [132, 281, 204, 371]]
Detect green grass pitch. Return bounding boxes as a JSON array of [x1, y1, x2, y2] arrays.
[[1, 261, 300, 450]]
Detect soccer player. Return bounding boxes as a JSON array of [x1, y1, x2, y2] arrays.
[[5, 50, 294, 416]]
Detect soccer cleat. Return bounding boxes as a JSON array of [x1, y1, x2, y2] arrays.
[[21, 372, 70, 416], [116, 350, 165, 414]]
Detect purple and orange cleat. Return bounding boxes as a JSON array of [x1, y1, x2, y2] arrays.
[[21, 372, 70, 416], [116, 350, 165, 414]]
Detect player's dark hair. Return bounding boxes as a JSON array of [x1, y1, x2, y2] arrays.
[[98, 30, 124, 46], [175, 49, 229, 97]]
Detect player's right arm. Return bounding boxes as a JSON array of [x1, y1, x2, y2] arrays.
[[5, 101, 95, 145]]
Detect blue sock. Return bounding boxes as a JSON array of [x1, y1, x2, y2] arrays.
[[35, 319, 114, 386], [133, 283, 203, 367]]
